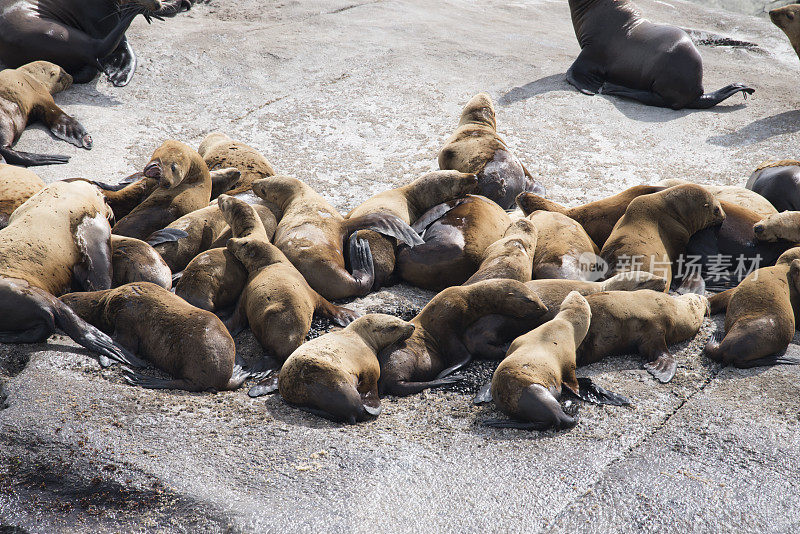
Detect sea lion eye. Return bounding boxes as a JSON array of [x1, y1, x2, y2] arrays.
[[788, 12, 796, 20], [171, 163, 179, 174]]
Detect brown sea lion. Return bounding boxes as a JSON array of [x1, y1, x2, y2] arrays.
[[198, 132, 276, 196], [378, 279, 548, 396], [770, 5, 800, 61], [110, 235, 171, 289], [463, 218, 537, 285], [270, 314, 415, 424], [112, 140, 212, 240], [397, 195, 511, 290], [0, 61, 91, 166], [657, 178, 777, 218], [0, 163, 44, 227], [438, 93, 543, 209], [0, 181, 142, 367], [345, 170, 479, 287], [600, 184, 725, 290], [746, 160, 800, 212], [754, 211, 800, 243], [516, 185, 664, 247], [705, 247, 800, 368], [60, 282, 259, 392], [478, 292, 629, 431], [567, 0, 754, 109], [253, 175, 423, 300], [527, 210, 600, 280]]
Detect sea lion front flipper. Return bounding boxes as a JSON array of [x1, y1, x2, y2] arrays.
[[436, 336, 473, 378], [209, 167, 241, 199], [344, 213, 424, 247], [674, 271, 706, 296], [361, 389, 382, 416], [347, 232, 375, 289], [248, 375, 280, 398], [382, 377, 463, 396], [223, 300, 248, 336], [598, 82, 670, 107], [43, 107, 92, 150], [98, 36, 137, 88], [566, 52, 605, 95], [0, 147, 69, 167], [482, 419, 550, 430], [640, 335, 677, 383], [568, 377, 630, 406], [315, 298, 360, 327], [473, 382, 493, 405], [411, 199, 465, 235], [73, 213, 114, 291], [146, 228, 190, 246]]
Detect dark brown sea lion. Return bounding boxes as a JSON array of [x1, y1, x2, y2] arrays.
[[438, 93, 543, 209], [198, 132, 276, 196], [253, 175, 423, 301], [566, 0, 754, 109], [110, 235, 171, 289], [397, 195, 511, 290], [746, 160, 800, 212], [0, 163, 44, 227], [770, 4, 800, 61], [112, 140, 212, 240], [378, 279, 547, 396], [463, 218, 537, 285], [527, 210, 600, 280], [0, 0, 192, 87], [60, 281, 260, 392], [0, 61, 91, 166], [479, 291, 628, 431], [0, 180, 142, 367]]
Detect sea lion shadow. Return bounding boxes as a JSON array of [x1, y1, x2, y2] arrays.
[[58, 80, 123, 108], [707, 110, 800, 147], [497, 74, 572, 105], [605, 96, 745, 123], [263, 398, 347, 429]]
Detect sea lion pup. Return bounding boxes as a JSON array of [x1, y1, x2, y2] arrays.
[[578, 288, 709, 383], [657, 178, 777, 218], [480, 292, 629, 431], [747, 160, 800, 212], [112, 140, 212, 240], [60, 282, 257, 392], [0, 164, 45, 227], [0, 181, 142, 367], [705, 248, 800, 368], [517, 186, 665, 248], [770, 5, 800, 61], [754, 211, 800, 243], [345, 170, 479, 287], [397, 195, 511, 290], [527, 210, 600, 280], [600, 184, 725, 290], [463, 218, 538, 285], [566, 0, 754, 109], [198, 132, 276, 196], [438, 93, 544, 209], [252, 176, 423, 300], [110, 235, 172, 289], [378, 279, 548, 396], [0, 61, 92, 166]]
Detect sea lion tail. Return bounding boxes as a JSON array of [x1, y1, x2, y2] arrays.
[[344, 213, 424, 247], [146, 228, 190, 246], [0, 147, 69, 167]]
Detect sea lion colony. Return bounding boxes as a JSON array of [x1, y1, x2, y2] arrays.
[[2, 1, 800, 430]]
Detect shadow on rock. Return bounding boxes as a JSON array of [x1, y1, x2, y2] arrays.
[[707, 110, 800, 147], [498, 73, 571, 105], [606, 95, 745, 123]]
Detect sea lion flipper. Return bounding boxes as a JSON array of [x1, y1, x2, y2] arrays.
[[643, 351, 677, 383], [732, 353, 800, 369], [45, 109, 92, 150], [674, 272, 706, 296], [482, 419, 549, 430], [347, 233, 375, 289], [411, 199, 465, 235], [473, 382, 493, 405], [73, 213, 113, 291], [572, 377, 631, 406], [247, 375, 280, 398], [316, 298, 360, 327], [122, 368, 186, 390], [686, 84, 755, 110], [345, 213, 424, 247], [598, 82, 669, 107], [383, 377, 463, 396], [566, 53, 605, 95], [209, 167, 241, 199], [0, 147, 69, 167], [146, 228, 190, 246]]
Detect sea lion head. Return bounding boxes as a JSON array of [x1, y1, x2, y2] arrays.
[[143, 140, 193, 189], [349, 314, 415, 353], [662, 184, 725, 232], [465, 279, 548, 318], [770, 5, 800, 56], [459, 93, 496, 129], [227, 237, 285, 271], [252, 176, 304, 214], [753, 211, 800, 242], [18, 61, 72, 93], [412, 170, 479, 204], [515, 192, 568, 216]]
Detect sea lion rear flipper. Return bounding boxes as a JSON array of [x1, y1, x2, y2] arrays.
[[568, 377, 631, 406], [641, 343, 677, 384], [146, 228, 190, 246], [473, 382, 493, 405], [248, 374, 280, 398], [483, 419, 548, 430], [347, 232, 375, 289], [382, 376, 463, 396], [315, 299, 360, 327], [674, 272, 706, 296], [686, 84, 755, 110], [73, 213, 114, 291], [734, 353, 800, 369], [344, 213, 424, 247], [209, 167, 242, 199], [411, 199, 465, 235], [122, 368, 188, 390], [0, 147, 69, 167]]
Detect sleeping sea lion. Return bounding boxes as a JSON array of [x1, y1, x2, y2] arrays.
[[0, 163, 44, 227], [770, 4, 800, 61], [463, 218, 537, 285], [657, 178, 777, 218], [527, 210, 600, 280], [198, 132, 277, 196], [438, 93, 543, 209], [110, 235, 171, 289]]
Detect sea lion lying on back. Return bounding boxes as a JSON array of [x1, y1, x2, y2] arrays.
[[0, 61, 92, 166], [0, 181, 142, 367], [0, 164, 45, 227], [253, 176, 423, 300], [438, 93, 543, 209], [463, 218, 538, 285], [198, 132, 277, 196], [747, 160, 800, 212]]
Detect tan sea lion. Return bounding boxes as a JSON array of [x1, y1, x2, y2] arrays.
[[657, 178, 777, 218], [0, 181, 142, 367], [0, 163, 45, 227], [770, 5, 800, 61], [478, 292, 629, 431], [198, 132, 277, 196], [746, 160, 800, 212], [110, 235, 172, 289], [60, 282, 259, 392], [527, 210, 600, 280], [0, 61, 91, 166], [754, 211, 800, 243], [253, 176, 423, 301], [397, 195, 511, 290], [438, 93, 543, 209], [112, 140, 212, 240], [463, 218, 538, 285], [600, 184, 725, 290], [378, 279, 548, 396]]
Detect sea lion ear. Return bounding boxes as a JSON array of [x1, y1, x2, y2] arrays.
[[73, 212, 113, 291]]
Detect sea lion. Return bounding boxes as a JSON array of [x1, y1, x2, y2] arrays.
[[657, 178, 777, 218], [566, 0, 754, 109], [480, 292, 629, 431], [527, 210, 600, 280], [463, 218, 538, 285], [0, 1, 191, 87], [60, 281, 259, 392], [0, 163, 44, 227], [579, 289, 709, 382], [268, 314, 415, 424], [0, 61, 91, 166], [252, 175, 423, 300], [0, 181, 142, 367], [746, 160, 800, 212], [198, 132, 276, 196], [600, 184, 725, 289], [705, 247, 800, 368], [345, 170, 479, 288], [110, 235, 171, 289], [770, 4, 800, 61], [516, 186, 665, 248], [112, 140, 212, 240], [754, 211, 800, 243], [378, 279, 548, 396], [438, 93, 544, 209], [397, 195, 511, 290]]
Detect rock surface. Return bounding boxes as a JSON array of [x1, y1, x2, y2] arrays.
[[2, 1, 800, 532]]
